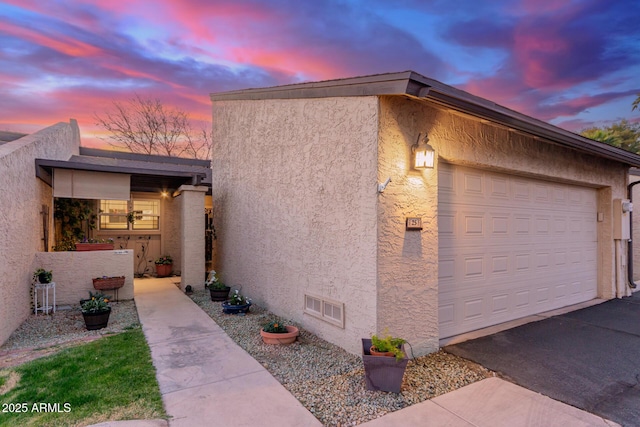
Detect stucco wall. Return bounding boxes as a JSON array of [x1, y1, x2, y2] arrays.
[[33, 250, 134, 305], [212, 97, 379, 354], [377, 97, 629, 353], [630, 173, 640, 285], [0, 121, 79, 345]]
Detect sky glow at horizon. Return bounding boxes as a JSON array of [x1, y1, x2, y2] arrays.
[[1, 0, 639, 148]]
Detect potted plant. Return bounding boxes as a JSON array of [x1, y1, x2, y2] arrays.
[[155, 255, 173, 277], [370, 333, 406, 361], [81, 291, 111, 330], [206, 270, 230, 301], [92, 275, 125, 291], [362, 331, 409, 393], [33, 268, 52, 284], [260, 320, 299, 345], [75, 238, 115, 251], [221, 289, 252, 314]]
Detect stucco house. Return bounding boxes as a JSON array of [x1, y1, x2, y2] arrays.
[[0, 120, 211, 346], [210, 71, 640, 356]]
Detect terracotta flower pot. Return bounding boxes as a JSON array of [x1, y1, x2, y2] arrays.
[[260, 326, 299, 345], [369, 347, 395, 357], [155, 264, 172, 277]]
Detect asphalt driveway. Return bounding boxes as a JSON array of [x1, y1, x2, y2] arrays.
[[445, 292, 640, 427]]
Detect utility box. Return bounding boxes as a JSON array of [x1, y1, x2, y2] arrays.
[[613, 198, 632, 240]]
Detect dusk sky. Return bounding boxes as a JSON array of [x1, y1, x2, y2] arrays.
[[1, 0, 639, 148]]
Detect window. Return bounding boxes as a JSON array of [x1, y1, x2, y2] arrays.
[[99, 198, 160, 230], [99, 200, 128, 230], [131, 200, 159, 230]]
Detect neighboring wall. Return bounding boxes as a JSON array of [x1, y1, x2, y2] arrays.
[[212, 97, 380, 354], [33, 250, 134, 304], [0, 121, 79, 345], [377, 97, 629, 354], [630, 172, 640, 285]]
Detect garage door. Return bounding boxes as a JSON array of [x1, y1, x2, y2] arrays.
[[438, 164, 597, 339]]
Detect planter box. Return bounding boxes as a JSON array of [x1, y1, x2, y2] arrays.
[[362, 338, 408, 393], [93, 276, 125, 291], [76, 243, 114, 251]]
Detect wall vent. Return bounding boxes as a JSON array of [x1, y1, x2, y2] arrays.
[[304, 294, 345, 328]]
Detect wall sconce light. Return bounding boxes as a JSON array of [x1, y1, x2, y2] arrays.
[[412, 133, 435, 169]]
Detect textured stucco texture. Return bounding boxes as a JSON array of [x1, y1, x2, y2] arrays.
[[34, 250, 134, 304], [0, 121, 79, 345], [377, 96, 628, 354], [212, 97, 380, 355], [211, 94, 629, 356]]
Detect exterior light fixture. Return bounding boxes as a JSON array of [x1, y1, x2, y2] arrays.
[[412, 133, 435, 169]]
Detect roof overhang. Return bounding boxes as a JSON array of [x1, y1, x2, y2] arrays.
[[36, 148, 211, 194], [211, 71, 640, 168]]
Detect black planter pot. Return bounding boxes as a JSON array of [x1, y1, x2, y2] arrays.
[[209, 286, 231, 301], [82, 309, 111, 330], [362, 338, 408, 393], [38, 272, 51, 283], [221, 301, 251, 314]]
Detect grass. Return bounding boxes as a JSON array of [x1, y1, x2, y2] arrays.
[[0, 327, 165, 427]]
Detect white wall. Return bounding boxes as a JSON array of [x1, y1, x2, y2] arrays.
[[212, 97, 380, 354], [0, 120, 79, 345]]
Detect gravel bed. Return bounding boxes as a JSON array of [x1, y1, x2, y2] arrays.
[[190, 289, 492, 426], [0, 300, 140, 353]]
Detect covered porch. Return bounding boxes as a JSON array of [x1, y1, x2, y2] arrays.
[[35, 147, 212, 292]]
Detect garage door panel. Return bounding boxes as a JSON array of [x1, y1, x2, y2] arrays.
[[438, 164, 597, 339]]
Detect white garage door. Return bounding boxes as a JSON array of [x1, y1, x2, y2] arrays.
[[438, 164, 597, 339]]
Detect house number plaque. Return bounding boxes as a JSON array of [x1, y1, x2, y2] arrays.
[[406, 217, 423, 230]]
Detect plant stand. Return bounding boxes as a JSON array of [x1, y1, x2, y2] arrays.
[[34, 282, 56, 315], [362, 338, 408, 393]]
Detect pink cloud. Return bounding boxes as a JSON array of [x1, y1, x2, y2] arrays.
[[0, 21, 101, 57]]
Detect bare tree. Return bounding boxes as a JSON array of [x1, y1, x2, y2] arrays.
[[95, 94, 211, 159]]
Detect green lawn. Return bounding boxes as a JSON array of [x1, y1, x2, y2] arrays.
[[0, 328, 165, 427]]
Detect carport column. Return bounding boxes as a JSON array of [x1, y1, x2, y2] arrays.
[[177, 185, 208, 290]]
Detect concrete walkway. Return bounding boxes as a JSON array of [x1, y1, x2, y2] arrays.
[[133, 277, 321, 427], [129, 278, 619, 427]]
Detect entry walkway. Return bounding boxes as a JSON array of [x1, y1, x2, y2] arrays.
[[134, 277, 321, 427], [132, 277, 619, 427]]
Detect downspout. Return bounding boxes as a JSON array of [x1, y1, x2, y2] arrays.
[[627, 180, 640, 289]]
